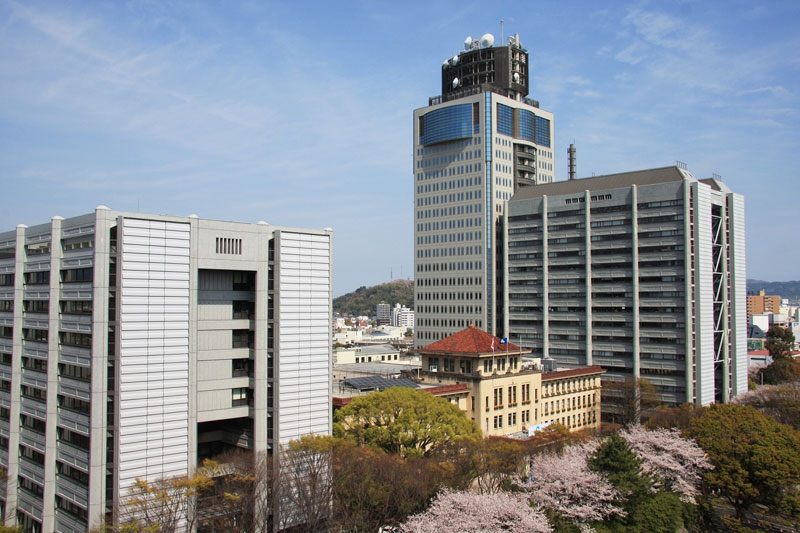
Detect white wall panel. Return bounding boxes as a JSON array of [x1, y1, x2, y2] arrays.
[[275, 231, 331, 446], [117, 218, 190, 507], [729, 194, 748, 397], [693, 184, 715, 405]]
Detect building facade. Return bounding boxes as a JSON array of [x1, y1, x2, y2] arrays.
[[0, 207, 332, 532], [413, 32, 555, 347], [415, 325, 603, 437], [504, 167, 747, 406], [390, 303, 415, 328], [376, 302, 391, 326], [746, 290, 781, 321]]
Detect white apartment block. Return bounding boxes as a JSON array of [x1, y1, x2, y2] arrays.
[[391, 303, 415, 328], [413, 33, 555, 347], [505, 167, 747, 406], [0, 207, 332, 532]]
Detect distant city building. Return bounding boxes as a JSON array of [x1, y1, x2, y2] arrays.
[[391, 303, 415, 328], [413, 32, 555, 347], [505, 167, 747, 407], [376, 302, 391, 326], [747, 290, 781, 320], [415, 325, 603, 437], [0, 207, 332, 531]]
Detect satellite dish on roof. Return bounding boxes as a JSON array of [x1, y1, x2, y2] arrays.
[[464, 36, 473, 49], [443, 59, 450, 67], [480, 33, 495, 48], [452, 77, 459, 88], [452, 55, 459, 65]]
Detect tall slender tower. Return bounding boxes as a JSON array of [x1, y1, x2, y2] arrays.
[[413, 33, 555, 347]]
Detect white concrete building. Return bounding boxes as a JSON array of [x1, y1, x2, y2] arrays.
[[390, 303, 415, 328], [0, 207, 332, 532]]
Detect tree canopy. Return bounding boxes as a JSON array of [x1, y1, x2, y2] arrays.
[[766, 325, 796, 359], [758, 357, 800, 385], [333, 387, 480, 457], [689, 403, 800, 517]]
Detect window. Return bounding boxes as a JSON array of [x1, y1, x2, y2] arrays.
[[232, 388, 250, 407], [232, 271, 255, 291], [61, 300, 92, 315], [59, 332, 91, 348], [232, 329, 252, 349], [61, 267, 93, 283], [59, 363, 91, 381], [24, 271, 49, 285]]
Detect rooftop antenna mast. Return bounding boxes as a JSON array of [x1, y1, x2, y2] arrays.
[[500, 19, 504, 43]]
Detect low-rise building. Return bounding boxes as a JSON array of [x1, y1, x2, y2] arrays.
[[414, 325, 603, 437]]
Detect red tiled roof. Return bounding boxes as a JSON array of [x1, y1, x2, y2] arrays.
[[333, 397, 352, 407], [542, 365, 606, 381], [423, 384, 471, 395], [419, 325, 526, 355], [749, 350, 800, 356]]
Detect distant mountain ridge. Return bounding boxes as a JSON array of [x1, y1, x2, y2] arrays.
[[746, 279, 800, 300], [334, 280, 414, 317]]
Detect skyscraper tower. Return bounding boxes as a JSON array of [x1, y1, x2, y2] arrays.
[[413, 33, 555, 347]]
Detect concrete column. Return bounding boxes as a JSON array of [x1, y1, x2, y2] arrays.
[[683, 180, 693, 403], [42, 216, 63, 532], [4, 224, 26, 524], [584, 191, 592, 366], [631, 186, 640, 381], [541, 196, 549, 359], [88, 208, 112, 527]]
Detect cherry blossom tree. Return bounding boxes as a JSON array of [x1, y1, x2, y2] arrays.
[[620, 425, 712, 504], [401, 489, 551, 533], [526, 442, 624, 525]]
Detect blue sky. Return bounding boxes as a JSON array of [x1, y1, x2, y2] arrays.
[[1, 1, 798, 296]]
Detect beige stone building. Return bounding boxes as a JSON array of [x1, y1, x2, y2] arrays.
[[416, 325, 603, 437]]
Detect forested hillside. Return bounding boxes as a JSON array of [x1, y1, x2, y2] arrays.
[[333, 279, 414, 317], [747, 279, 800, 299]]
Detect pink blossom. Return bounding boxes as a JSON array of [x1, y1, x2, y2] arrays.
[[401, 489, 552, 533], [620, 425, 712, 504], [526, 442, 624, 524]]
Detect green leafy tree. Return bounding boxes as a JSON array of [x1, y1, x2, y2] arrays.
[[766, 325, 795, 359], [333, 387, 480, 457], [758, 357, 800, 385], [689, 403, 800, 518], [589, 434, 652, 512]]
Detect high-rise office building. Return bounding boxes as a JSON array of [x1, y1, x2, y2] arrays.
[[504, 167, 747, 406], [0, 207, 332, 532], [376, 302, 391, 326], [414, 33, 555, 347]]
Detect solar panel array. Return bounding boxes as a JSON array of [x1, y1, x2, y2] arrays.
[[342, 376, 420, 392]]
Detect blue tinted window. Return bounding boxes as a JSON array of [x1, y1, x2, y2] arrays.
[[420, 104, 473, 146], [497, 104, 513, 136], [519, 109, 535, 141], [536, 116, 551, 147]]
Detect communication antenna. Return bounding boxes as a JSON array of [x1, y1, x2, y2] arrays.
[[500, 19, 504, 44]]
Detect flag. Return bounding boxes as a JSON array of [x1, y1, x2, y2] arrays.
[[500, 338, 508, 345], [490, 338, 495, 351]]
